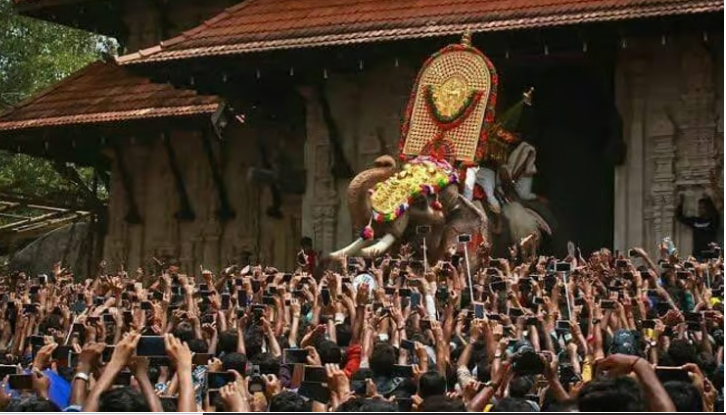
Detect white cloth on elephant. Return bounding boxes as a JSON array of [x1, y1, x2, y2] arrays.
[[463, 166, 499, 209], [506, 141, 537, 200]]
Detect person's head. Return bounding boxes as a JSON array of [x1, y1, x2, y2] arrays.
[[577, 376, 645, 412], [418, 371, 446, 398], [187, 338, 208, 354], [317, 340, 342, 365], [244, 326, 264, 357], [509, 375, 535, 399], [663, 381, 703, 412], [221, 352, 248, 376], [160, 397, 177, 412], [335, 323, 352, 347], [218, 330, 239, 355], [358, 398, 398, 412], [5, 396, 60, 412], [370, 342, 397, 377], [301, 237, 313, 251], [269, 391, 311, 412], [253, 352, 281, 376], [490, 397, 537, 412], [98, 386, 150, 412], [419, 395, 466, 412], [666, 339, 697, 367], [147, 366, 160, 384], [698, 197, 718, 219], [475, 359, 492, 383], [609, 329, 638, 356], [173, 321, 195, 343]]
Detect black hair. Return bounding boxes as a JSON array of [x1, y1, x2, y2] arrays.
[[370, 342, 396, 377], [419, 395, 466, 412], [4, 396, 60, 412], [663, 381, 703, 412], [418, 371, 446, 398], [253, 352, 281, 376], [244, 327, 264, 358], [147, 366, 161, 384], [490, 397, 537, 412], [509, 375, 535, 399], [217, 330, 239, 356], [300, 237, 313, 247], [172, 321, 195, 343], [318, 340, 342, 365], [698, 196, 718, 219], [187, 338, 208, 354], [359, 398, 398, 412], [336, 396, 366, 412], [221, 352, 248, 376], [98, 386, 151, 412], [160, 397, 177, 412], [577, 376, 645, 412], [335, 323, 352, 347], [269, 391, 311, 412], [666, 339, 697, 367]]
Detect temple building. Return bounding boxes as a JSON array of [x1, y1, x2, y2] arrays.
[[0, 0, 722, 273]]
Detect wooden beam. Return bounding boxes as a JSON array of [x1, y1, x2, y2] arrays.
[[161, 132, 195, 221], [201, 126, 234, 221], [0, 210, 69, 232], [112, 143, 142, 224]]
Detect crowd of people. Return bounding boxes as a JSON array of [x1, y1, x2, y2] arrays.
[[0, 237, 722, 412]]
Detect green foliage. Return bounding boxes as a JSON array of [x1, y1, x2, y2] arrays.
[[0, 0, 113, 207]]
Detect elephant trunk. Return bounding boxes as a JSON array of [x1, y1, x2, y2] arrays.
[[347, 155, 398, 231]]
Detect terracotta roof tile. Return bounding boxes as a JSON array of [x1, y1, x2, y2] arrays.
[[117, 0, 723, 64], [0, 62, 220, 131]]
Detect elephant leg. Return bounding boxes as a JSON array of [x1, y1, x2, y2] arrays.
[[358, 234, 397, 258], [329, 238, 371, 259]]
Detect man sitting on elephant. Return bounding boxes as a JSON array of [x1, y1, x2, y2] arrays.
[[463, 88, 538, 210]]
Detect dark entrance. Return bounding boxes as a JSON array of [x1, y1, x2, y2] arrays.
[[496, 55, 616, 256]]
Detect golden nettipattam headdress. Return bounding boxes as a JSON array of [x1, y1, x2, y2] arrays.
[[398, 30, 498, 166]]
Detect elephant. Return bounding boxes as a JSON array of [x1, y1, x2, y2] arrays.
[[328, 153, 557, 269], [329, 155, 489, 269]]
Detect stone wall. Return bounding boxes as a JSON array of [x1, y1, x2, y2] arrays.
[[299, 61, 417, 253], [614, 33, 724, 257], [102, 121, 303, 274]]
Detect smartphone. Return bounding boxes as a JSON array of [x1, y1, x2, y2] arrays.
[[655, 367, 691, 383], [556, 320, 571, 331], [8, 374, 33, 390], [283, 348, 309, 365], [29, 285, 40, 295], [488, 313, 501, 322], [53, 345, 73, 366], [251, 280, 261, 293], [303, 365, 328, 383], [0, 365, 17, 379], [457, 234, 472, 244], [628, 249, 638, 257], [398, 288, 412, 297], [391, 364, 414, 378], [207, 371, 236, 389], [684, 312, 702, 322], [221, 294, 231, 310], [102, 346, 115, 363], [193, 353, 213, 366], [248, 374, 266, 393], [401, 339, 415, 352], [600, 300, 616, 310], [94, 296, 106, 307], [136, 336, 166, 356], [490, 281, 507, 292], [615, 259, 629, 268], [113, 371, 132, 386], [298, 381, 330, 404], [262, 296, 276, 306], [320, 289, 331, 306], [474, 303, 485, 319], [532, 297, 545, 305], [22, 304, 38, 314], [526, 316, 539, 326], [397, 397, 414, 412], [410, 291, 421, 308], [435, 287, 448, 302], [420, 320, 432, 330], [555, 262, 572, 272], [574, 297, 586, 306], [416, 225, 432, 235], [29, 335, 45, 347]]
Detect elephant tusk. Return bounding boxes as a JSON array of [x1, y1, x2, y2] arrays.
[[329, 237, 370, 259], [358, 233, 397, 258]]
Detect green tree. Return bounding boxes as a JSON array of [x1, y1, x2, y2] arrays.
[[0, 0, 113, 203]]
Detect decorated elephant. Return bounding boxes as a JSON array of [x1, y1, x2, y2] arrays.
[[329, 155, 488, 268]]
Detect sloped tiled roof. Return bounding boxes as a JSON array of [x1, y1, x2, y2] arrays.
[[0, 62, 220, 131], [118, 0, 723, 64]]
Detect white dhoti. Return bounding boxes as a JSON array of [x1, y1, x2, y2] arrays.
[[464, 166, 499, 210]]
